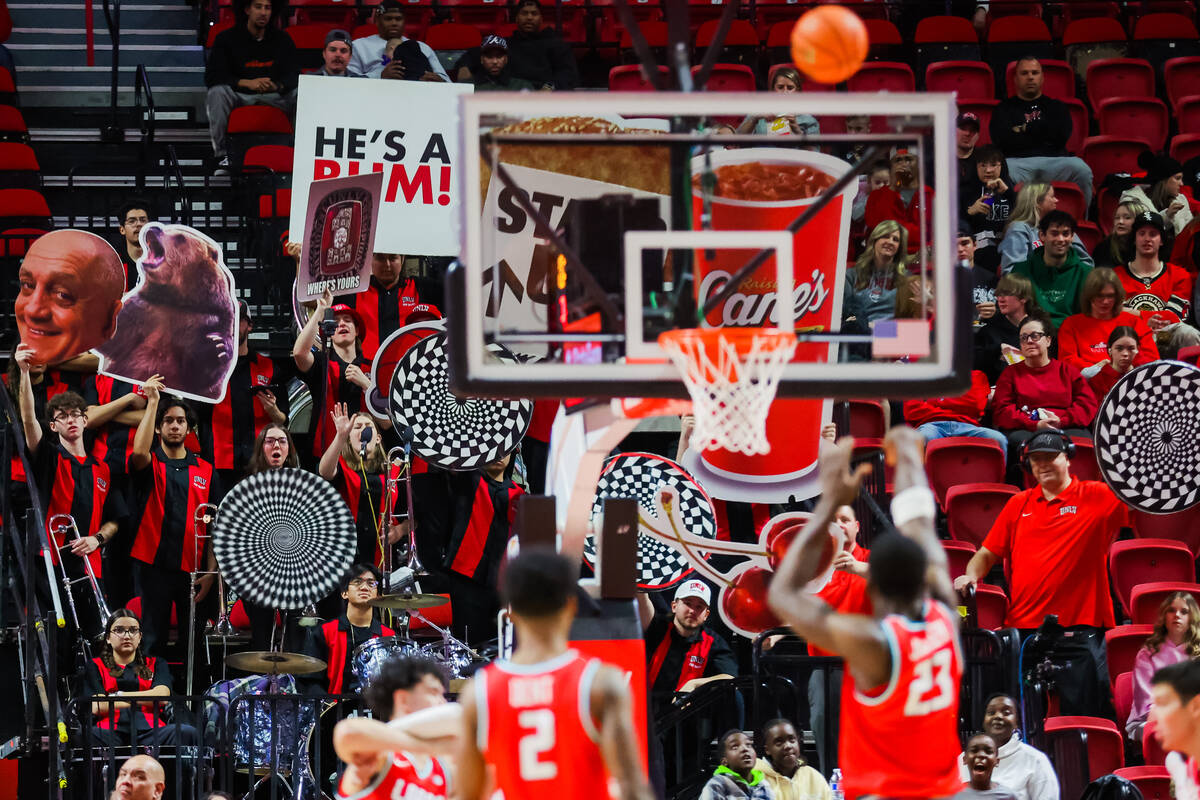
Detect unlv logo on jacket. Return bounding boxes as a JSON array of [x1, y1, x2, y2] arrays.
[[193, 475, 207, 490]]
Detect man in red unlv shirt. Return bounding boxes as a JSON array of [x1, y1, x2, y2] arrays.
[[129, 375, 221, 657], [458, 548, 653, 800], [769, 428, 963, 800], [332, 653, 454, 800]]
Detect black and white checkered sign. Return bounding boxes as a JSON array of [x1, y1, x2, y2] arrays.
[[587, 452, 717, 590], [213, 470, 357, 609], [1095, 360, 1200, 513], [389, 332, 532, 472]]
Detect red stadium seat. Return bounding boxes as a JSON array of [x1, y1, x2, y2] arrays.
[[1171, 133, 1200, 163], [958, 99, 999, 146], [1005, 58, 1074, 100], [227, 106, 293, 135], [286, 22, 337, 51], [1060, 1, 1122, 31], [1061, 97, 1089, 155], [863, 18, 903, 48], [290, 0, 357, 28], [424, 22, 481, 51], [1081, 136, 1151, 182], [0, 105, 26, 140], [228, 598, 252, 630], [915, 16, 982, 73], [1114, 766, 1172, 800], [945, 482, 1019, 548], [1067, 437, 1102, 482], [1105, 624, 1155, 686], [942, 540, 977, 581], [1131, 506, 1200, 556], [695, 18, 759, 49], [693, 64, 756, 92], [206, 20, 234, 48], [1165, 56, 1200, 111], [258, 188, 291, 218], [1076, 221, 1103, 252], [620, 21, 668, 51], [1096, 96, 1169, 150], [924, 437, 1007, 510], [599, 2, 662, 44], [1044, 716, 1124, 778], [1113, 671, 1134, 732], [847, 61, 915, 93], [1130, 582, 1200, 625], [1062, 16, 1128, 47], [974, 583, 1009, 630], [1109, 538, 1195, 618], [1086, 58, 1156, 110], [987, 14, 1052, 43], [847, 399, 887, 439], [351, 23, 377, 40], [986, 1, 1043, 20], [1097, 186, 1120, 234], [926, 60, 994, 99], [243, 144, 294, 174], [1176, 96, 1200, 134], [0, 226, 46, 257], [1050, 182, 1088, 221], [1144, 718, 1168, 766], [436, 0, 507, 36], [608, 64, 667, 91], [1133, 11, 1200, 41], [0, 142, 39, 190]]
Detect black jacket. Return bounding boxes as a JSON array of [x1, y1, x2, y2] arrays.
[[989, 94, 1073, 158], [974, 313, 1022, 384], [205, 24, 299, 93], [507, 28, 578, 90]]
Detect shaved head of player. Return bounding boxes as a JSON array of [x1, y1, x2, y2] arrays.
[[458, 547, 654, 800], [768, 427, 963, 800]]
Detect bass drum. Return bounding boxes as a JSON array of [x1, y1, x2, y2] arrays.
[[350, 636, 424, 693]]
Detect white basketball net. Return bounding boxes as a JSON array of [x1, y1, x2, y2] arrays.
[[659, 329, 797, 455]]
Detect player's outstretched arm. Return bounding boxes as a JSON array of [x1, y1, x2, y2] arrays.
[[593, 665, 655, 800], [332, 705, 461, 764], [767, 438, 892, 688], [883, 426, 956, 610], [456, 679, 488, 800]]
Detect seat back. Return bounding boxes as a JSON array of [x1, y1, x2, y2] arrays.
[[1113, 766, 1172, 800], [1104, 624, 1155, 686], [1064, 98, 1090, 155], [926, 60, 995, 100], [942, 540, 977, 581], [1113, 670, 1133, 731], [1165, 56, 1200, 110], [924, 437, 1006, 509], [846, 61, 915, 93], [1086, 57, 1156, 109], [1044, 715, 1124, 778], [847, 399, 887, 439], [946, 482, 1019, 548], [975, 583, 1009, 630], [1110, 539, 1195, 618], [1081, 136, 1150, 183], [1097, 96, 1169, 150], [1050, 182, 1088, 221], [1175, 97, 1200, 134], [1130, 506, 1200, 555], [608, 64, 665, 91], [424, 22, 481, 51], [1130, 582, 1200, 624]]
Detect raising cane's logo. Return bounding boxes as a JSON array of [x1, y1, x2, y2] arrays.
[[696, 267, 830, 327]]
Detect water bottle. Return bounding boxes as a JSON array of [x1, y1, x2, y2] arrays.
[[830, 768, 844, 800]]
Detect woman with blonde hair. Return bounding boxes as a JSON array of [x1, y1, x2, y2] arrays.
[[974, 272, 1042, 383], [736, 65, 819, 137], [1127, 591, 1200, 741], [999, 182, 1094, 272], [845, 220, 909, 326]]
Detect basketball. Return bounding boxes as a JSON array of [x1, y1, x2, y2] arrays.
[[790, 4, 869, 85]]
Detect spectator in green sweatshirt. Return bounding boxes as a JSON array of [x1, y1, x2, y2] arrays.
[[1011, 210, 1092, 326]]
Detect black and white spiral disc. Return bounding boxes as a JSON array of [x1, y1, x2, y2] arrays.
[[587, 452, 717, 590], [213, 470, 357, 608], [1095, 360, 1200, 514], [388, 332, 532, 471]]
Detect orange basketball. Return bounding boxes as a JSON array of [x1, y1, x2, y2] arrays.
[[790, 4, 869, 85]]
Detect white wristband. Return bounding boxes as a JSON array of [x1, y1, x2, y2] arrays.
[[891, 486, 936, 527]]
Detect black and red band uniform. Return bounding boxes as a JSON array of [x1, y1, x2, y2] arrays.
[[301, 349, 370, 458], [643, 612, 737, 713], [84, 374, 143, 477], [331, 455, 402, 566], [85, 655, 167, 732], [343, 275, 439, 362], [304, 612, 395, 695], [128, 444, 220, 574], [9, 367, 80, 484], [194, 350, 287, 473]]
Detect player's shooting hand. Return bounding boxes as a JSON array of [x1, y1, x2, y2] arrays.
[[142, 375, 164, 403], [381, 60, 406, 80], [821, 422, 838, 443], [69, 536, 100, 556], [344, 364, 371, 390], [818, 436, 872, 508]]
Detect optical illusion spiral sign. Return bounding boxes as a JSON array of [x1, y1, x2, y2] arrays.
[[213, 470, 357, 608], [1095, 360, 1200, 514], [587, 452, 717, 590], [389, 332, 532, 471]]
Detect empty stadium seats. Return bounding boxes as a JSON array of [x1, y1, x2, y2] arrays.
[[926, 60, 994, 99], [1097, 96, 1168, 152], [924, 437, 1007, 510], [946, 482, 1019, 548], [1043, 716, 1124, 778], [1114, 766, 1172, 800], [1105, 624, 1155, 686], [1108, 538, 1195, 618]]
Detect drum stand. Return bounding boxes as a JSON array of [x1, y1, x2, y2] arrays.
[[395, 607, 482, 661]]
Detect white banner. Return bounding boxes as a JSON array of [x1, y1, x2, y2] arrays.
[[289, 75, 473, 257]]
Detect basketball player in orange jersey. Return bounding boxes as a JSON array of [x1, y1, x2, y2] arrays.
[[331, 654, 457, 799], [457, 548, 654, 800], [768, 427, 963, 800]]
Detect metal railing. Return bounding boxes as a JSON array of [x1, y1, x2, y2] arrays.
[[101, 0, 123, 143]]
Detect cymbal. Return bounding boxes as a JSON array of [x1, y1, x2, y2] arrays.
[[226, 650, 327, 675], [368, 593, 450, 610]]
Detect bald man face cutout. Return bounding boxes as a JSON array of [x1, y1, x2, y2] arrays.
[[15, 230, 124, 366]]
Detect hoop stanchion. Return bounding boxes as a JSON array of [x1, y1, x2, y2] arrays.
[[658, 327, 797, 456]]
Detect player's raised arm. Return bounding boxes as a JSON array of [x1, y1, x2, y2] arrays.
[[592, 664, 655, 800], [456, 678, 488, 800], [767, 437, 891, 686], [883, 426, 956, 611]]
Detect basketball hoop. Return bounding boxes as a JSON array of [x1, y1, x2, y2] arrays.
[[658, 327, 797, 456]]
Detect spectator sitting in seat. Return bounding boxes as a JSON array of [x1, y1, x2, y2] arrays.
[[902, 368, 1008, 459], [990, 56, 1094, 206], [311, 29, 358, 77], [957, 111, 981, 184], [851, 161, 891, 239], [473, 35, 534, 92], [1010, 210, 1094, 326], [958, 226, 998, 329], [348, 0, 448, 82], [86, 608, 199, 747], [975, 273, 1041, 384], [700, 730, 773, 800], [1122, 151, 1194, 236], [863, 146, 934, 254], [114, 199, 153, 290], [991, 313, 1097, 463], [302, 563, 395, 696], [1057, 268, 1158, 378], [506, 0, 579, 91], [205, 0, 299, 175], [1087, 325, 1143, 400], [1093, 201, 1151, 269], [110, 754, 166, 800], [958, 694, 1059, 800], [736, 67, 820, 138], [1129, 592, 1200, 742], [1114, 211, 1200, 358], [755, 719, 830, 800], [999, 184, 1094, 274], [961, 145, 1015, 272], [843, 220, 910, 333], [956, 733, 1017, 800]]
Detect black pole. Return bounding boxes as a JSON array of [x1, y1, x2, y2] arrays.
[[101, 0, 124, 143]]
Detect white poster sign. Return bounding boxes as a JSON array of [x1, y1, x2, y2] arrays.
[[289, 75, 473, 257]]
